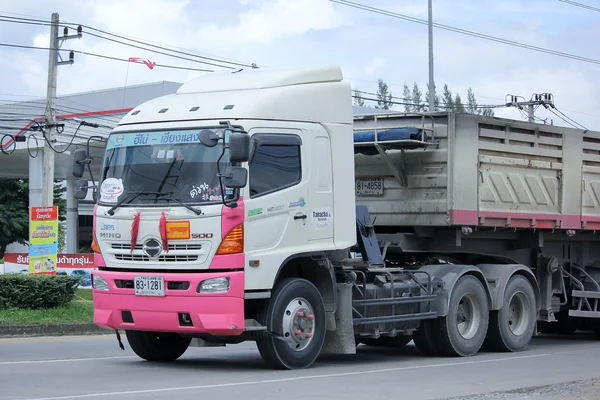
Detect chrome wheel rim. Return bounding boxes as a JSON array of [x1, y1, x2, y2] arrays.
[[282, 297, 316, 351], [456, 293, 481, 340], [508, 291, 529, 336]]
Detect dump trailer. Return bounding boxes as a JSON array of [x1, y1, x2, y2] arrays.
[[71, 64, 600, 370]]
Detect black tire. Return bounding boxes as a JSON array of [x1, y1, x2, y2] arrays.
[[256, 277, 326, 369], [360, 335, 412, 348], [435, 275, 489, 357], [125, 330, 191, 361], [486, 275, 536, 352], [413, 319, 442, 356]]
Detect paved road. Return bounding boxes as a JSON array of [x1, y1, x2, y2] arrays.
[[2, 332, 600, 400]]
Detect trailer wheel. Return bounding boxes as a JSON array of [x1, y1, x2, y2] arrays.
[[125, 331, 191, 361], [413, 319, 441, 356], [486, 275, 536, 352], [256, 277, 326, 370], [435, 275, 489, 357]]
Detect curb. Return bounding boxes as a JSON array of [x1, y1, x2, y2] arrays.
[[0, 323, 113, 338]]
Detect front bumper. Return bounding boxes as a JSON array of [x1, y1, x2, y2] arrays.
[[92, 269, 245, 335]]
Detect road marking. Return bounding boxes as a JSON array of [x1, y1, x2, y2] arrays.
[[0, 335, 111, 343], [0, 356, 137, 365], [20, 353, 551, 400]]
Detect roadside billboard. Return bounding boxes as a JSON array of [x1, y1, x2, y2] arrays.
[[2, 253, 94, 289]]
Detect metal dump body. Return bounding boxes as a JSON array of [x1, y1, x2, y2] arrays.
[[353, 111, 600, 230]]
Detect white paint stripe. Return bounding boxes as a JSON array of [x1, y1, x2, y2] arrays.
[[0, 356, 137, 365], [20, 353, 551, 400]]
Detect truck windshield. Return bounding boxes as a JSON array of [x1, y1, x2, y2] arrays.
[[99, 128, 233, 206]]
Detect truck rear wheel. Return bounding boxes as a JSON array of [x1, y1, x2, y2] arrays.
[[125, 330, 191, 361], [435, 275, 489, 357], [413, 319, 442, 356], [485, 275, 536, 352], [256, 277, 326, 370]]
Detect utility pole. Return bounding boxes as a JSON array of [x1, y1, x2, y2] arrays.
[[505, 93, 555, 123], [427, 0, 435, 112], [41, 13, 81, 206], [41, 13, 59, 206]]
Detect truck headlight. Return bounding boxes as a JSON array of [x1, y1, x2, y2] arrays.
[[92, 275, 109, 290], [197, 277, 230, 293]]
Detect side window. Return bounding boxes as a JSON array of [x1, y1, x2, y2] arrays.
[[249, 137, 301, 197]]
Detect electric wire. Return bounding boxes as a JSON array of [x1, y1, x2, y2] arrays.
[[558, 0, 600, 13], [329, 0, 600, 66], [0, 43, 215, 72], [0, 14, 255, 69]]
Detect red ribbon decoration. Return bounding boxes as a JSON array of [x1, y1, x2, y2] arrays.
[[159, 211, 169, 253], [130, 211, 141, 253]]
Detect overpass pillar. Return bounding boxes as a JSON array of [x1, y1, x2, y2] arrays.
[[66, 176, 79, 253]]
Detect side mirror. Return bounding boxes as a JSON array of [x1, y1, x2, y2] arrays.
[[223, 166, 248, 189], [74, 179, 89, 200], [229, 134, 250, 163], [72, 149, 89, 178], [199, 130, 220, 148]]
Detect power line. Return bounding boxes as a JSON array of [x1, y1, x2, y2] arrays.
[[558, 0, 600, 13], [82, 30, 238, 70], [0, 43, 214, 72], [329, 0, 600, 66], [0, 14, 255, 70]]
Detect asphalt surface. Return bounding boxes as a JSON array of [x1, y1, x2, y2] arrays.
[[2, 332, 600, 400]]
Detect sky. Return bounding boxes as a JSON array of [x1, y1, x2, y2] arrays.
[[1, 0, 600, 130]]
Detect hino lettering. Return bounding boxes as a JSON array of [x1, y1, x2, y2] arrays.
[[71, 65, 600, 371]]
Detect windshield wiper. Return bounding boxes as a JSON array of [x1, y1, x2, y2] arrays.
[[161, 196, 203, 215], [105, 191, 173, 216]]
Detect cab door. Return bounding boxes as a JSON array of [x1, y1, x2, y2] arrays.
[[242, 127, 309, 289]]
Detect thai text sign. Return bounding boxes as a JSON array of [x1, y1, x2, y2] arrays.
[[29, 206, 59, 275]]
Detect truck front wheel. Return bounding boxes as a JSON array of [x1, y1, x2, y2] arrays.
[[256, 277, 326, 369], [485, 275, 536, 352], [125, 330, 191, 362]]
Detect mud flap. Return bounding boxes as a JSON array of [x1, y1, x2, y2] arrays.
[[320, 283, 356, 355]]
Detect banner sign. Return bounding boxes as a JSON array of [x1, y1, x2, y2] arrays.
[[3, 253, 95, 288], [29, 206, 59, 275]]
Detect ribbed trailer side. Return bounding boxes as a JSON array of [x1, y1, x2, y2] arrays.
[[353, 112, 451, 227], [353, 112, 598, 232]]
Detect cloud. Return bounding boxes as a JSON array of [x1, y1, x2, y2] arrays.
[[2, 0, 600, 132], [364, 58, 386, 77]]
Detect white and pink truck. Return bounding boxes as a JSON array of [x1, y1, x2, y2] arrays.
[[72, 65, 600, 369]]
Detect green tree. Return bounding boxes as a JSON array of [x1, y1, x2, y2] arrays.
[[402, 83, 412, 112], [353, 90, 365, 107], [466, 87, 478, 114], [375, 78, 393, 110], [454, 93, 466, 113], [0, 179, 67, 259], [442, 84, 454, 111], [0, 179, 30, 260], [412, 82, 424, 111], [426, 82, 441, 111]]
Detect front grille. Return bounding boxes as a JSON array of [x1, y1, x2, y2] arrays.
[[115, 254, 199, 262], [112, 243, 202, 251]]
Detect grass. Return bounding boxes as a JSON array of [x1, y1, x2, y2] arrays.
[[74, 289, 93, 301], [0, 300, 94, 326]]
